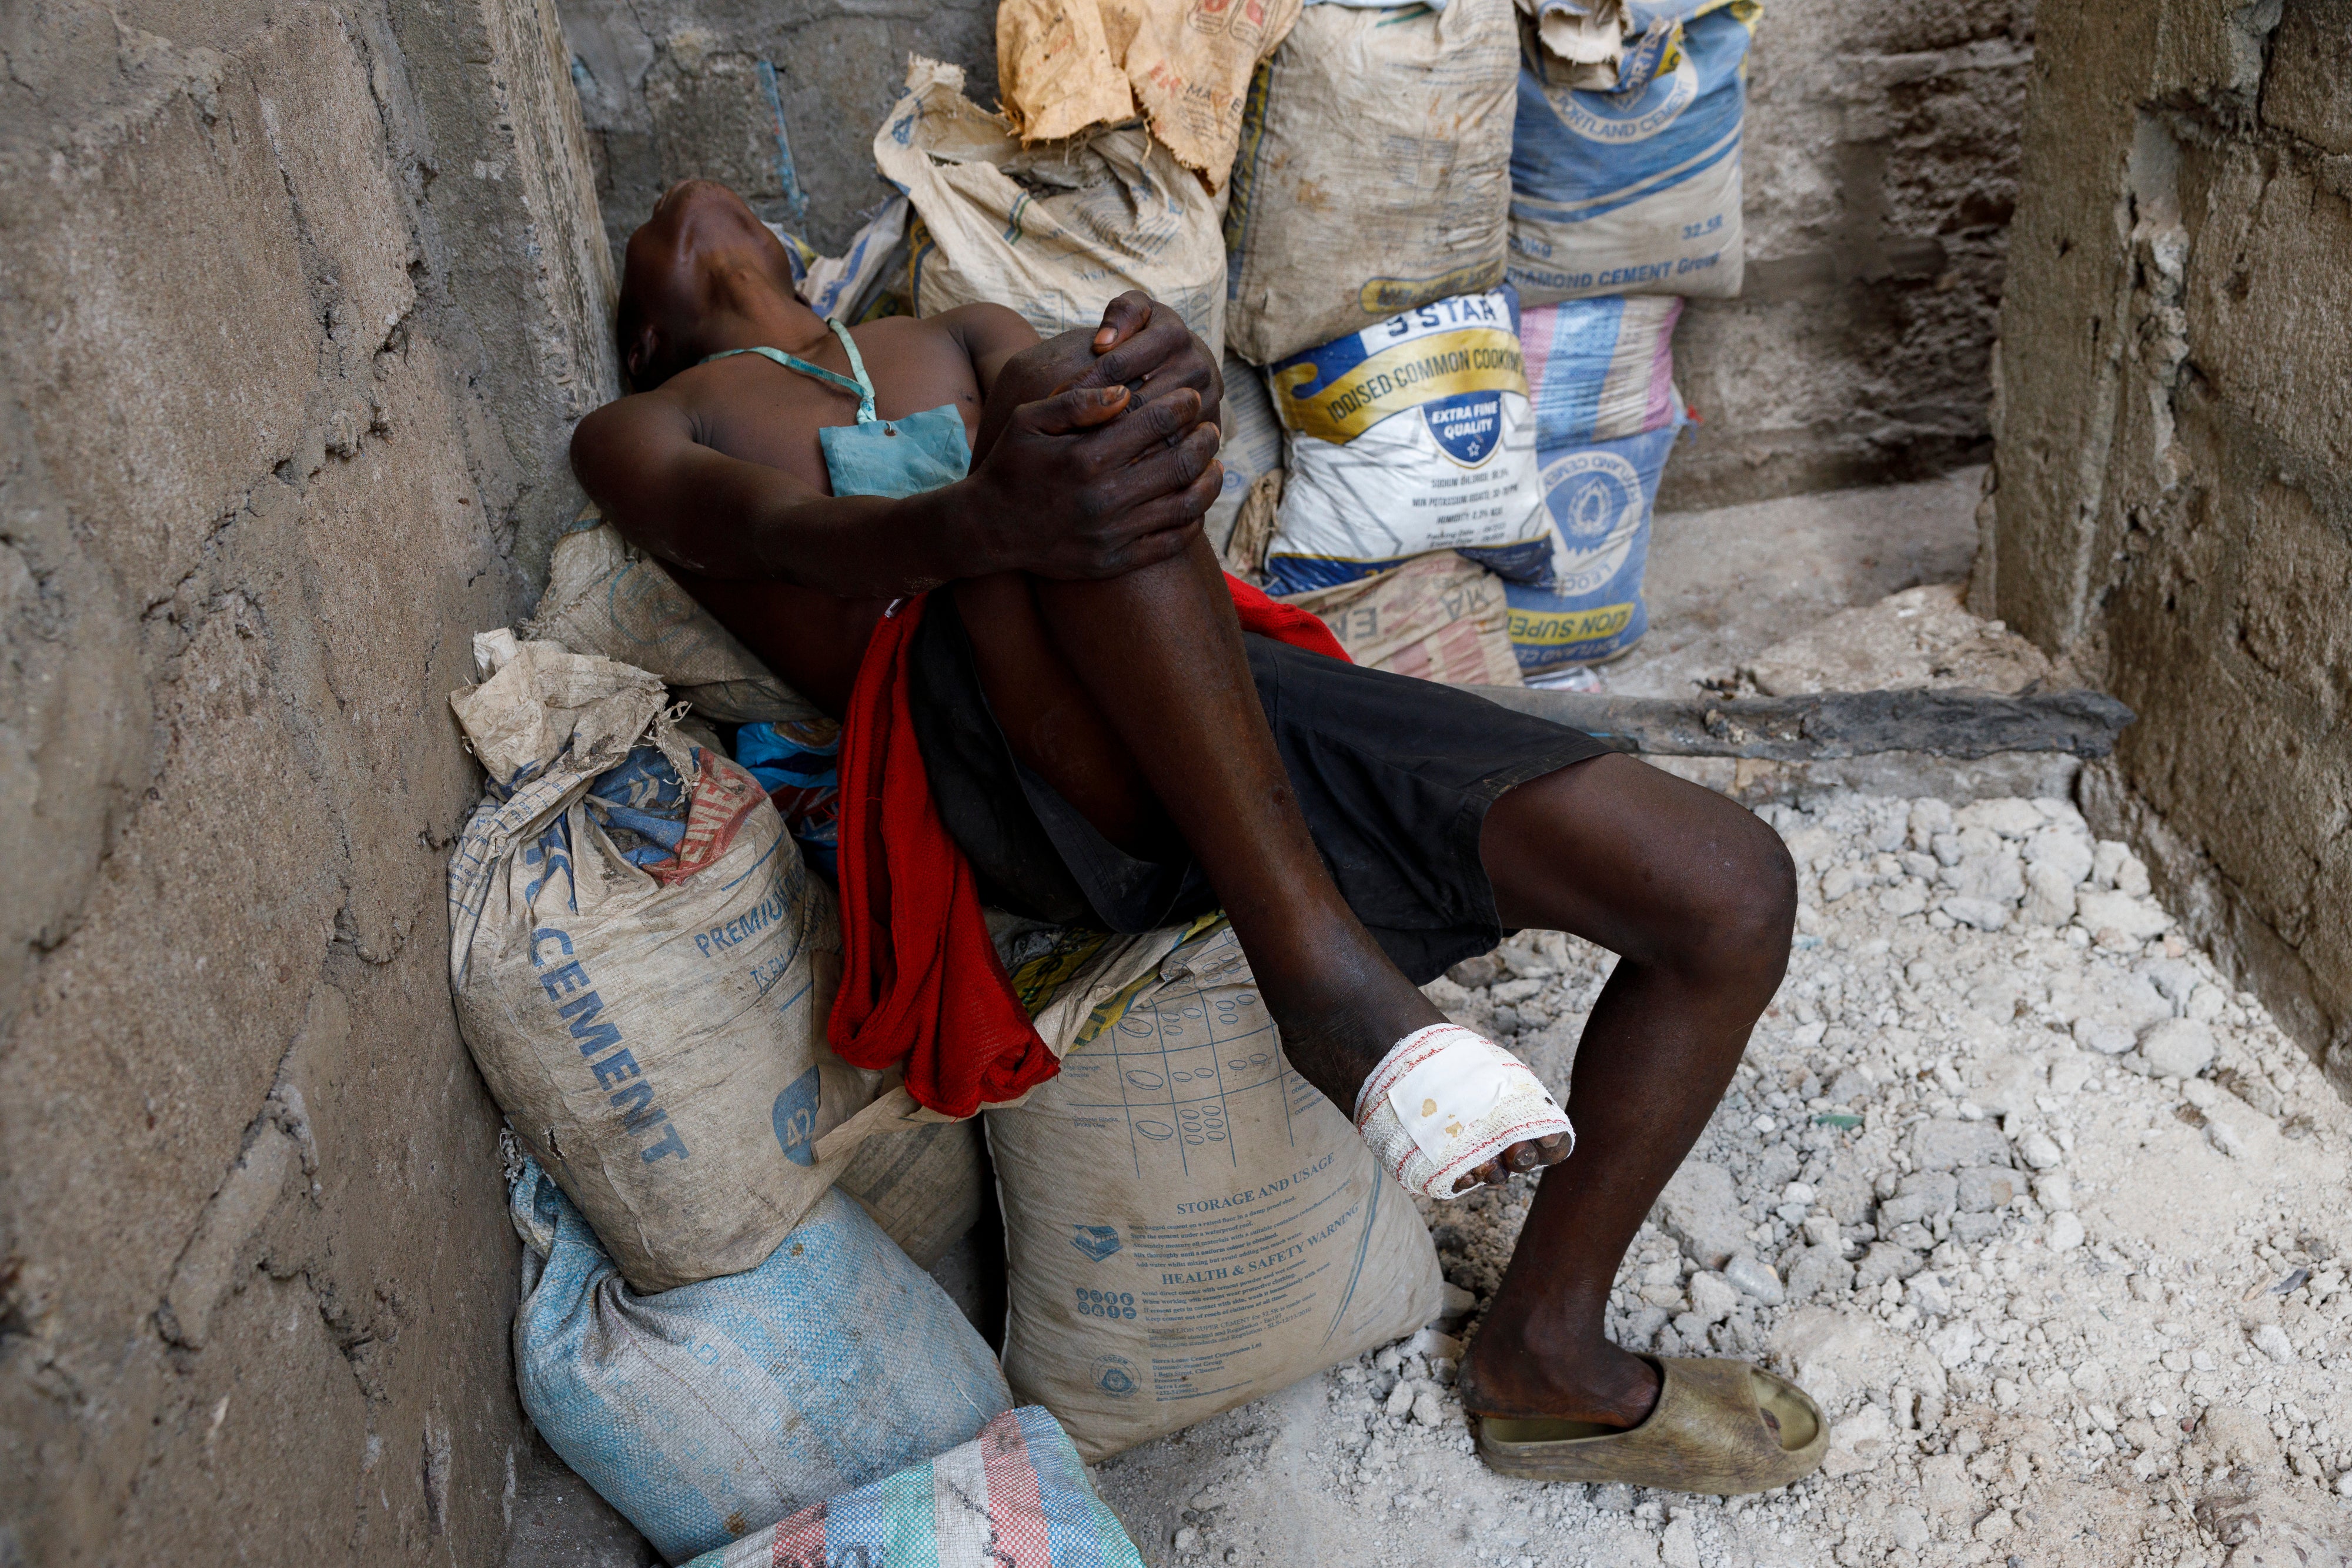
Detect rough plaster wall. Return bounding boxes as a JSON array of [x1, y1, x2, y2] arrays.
[[1983, 0, 2351, 1093], [0, 1, 617, 1560], [560, 0, 1000, 258], [1661, 0, 2034, 509]]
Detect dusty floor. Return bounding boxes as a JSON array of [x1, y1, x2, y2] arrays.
[[1603, 469, 1983, 699], [1093, 793, 2352, 1567]]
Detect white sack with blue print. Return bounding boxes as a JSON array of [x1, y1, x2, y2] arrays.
[[1262, 290, 1549, 595], [1504, 418, 1682, 675], [446, 633, 866, 1295]]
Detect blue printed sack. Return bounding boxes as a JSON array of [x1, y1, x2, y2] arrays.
[[1261, 290, 1550, 595], [1520, 294, 1683, 447], [1504, 420, 1682, 673], [513, 1156, 1013, 1566], [684, 1406, 1145, 1568], [733, 718, 841, 877], [1506, 1, 1759, 305]]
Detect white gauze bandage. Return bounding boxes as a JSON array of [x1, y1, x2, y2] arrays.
[[1352, 1024, 1574, 1201]]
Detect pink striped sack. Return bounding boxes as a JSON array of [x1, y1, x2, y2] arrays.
[[684, 1407, 1145, 1568], [1518, 295, 1683, 447]]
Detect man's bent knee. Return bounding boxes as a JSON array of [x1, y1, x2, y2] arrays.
[[1602, 787, 1796, 988], [1678, 800, 1798, 985]]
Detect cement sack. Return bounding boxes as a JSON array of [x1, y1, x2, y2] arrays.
[[1504, 418, 1679, 674], [523, 519, 825, 727], [511, 1157, 1011, 1564], [684, 1406, 1145, 1568], [1278, 551, 1524, 686], [878, 58, 1228, 352], [449, 637, 859, 1293], [990, 920, 1444, 1460], [1521, 293, 1683, 446], [1262, 289, 1549, 594], [833, 1117, 989, 1270], [1506, 1, 1758, 305], [997, 0, 1302, 188], [1221, 0, 1519, 365], [1206, 353, 1286, 559]]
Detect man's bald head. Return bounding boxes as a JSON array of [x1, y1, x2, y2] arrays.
[[617, 180, 803, 389]]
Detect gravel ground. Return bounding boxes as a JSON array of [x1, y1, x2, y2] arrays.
[[1093, 790, 2352, 1567]]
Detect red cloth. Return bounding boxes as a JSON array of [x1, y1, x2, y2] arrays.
[[827, 575, 1349, 1117]]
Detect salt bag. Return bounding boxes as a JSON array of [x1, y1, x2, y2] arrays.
[[447, 638, 860, 1293], [1506, 0, 1758, 305], [1262, 290, 1549, 595], [1504, 419, 1681, 674], [510, 1158, 1011, 1566], [990, 920, 1444, 1460]]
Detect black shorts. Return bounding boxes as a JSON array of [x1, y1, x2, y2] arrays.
[[905, 589, 1612, 984]]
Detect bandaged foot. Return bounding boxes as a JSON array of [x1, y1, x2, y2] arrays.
[[1354, 1024, 1575, 1201]]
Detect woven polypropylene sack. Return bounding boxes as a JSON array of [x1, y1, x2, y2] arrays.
[[1506, 1, 1758, 305], [683, 1406, 1145, 1567], [1205, 353, 1285, 560], [523, 521, 827, 727], [448, 640, 860, 1293], [1520, 295, 1683, 447], [878, 58, 1228, 352], [1222, 0, 1518, 365], [1504, 419, 1682, 673], [990, 922, 1443, 1460], [513, 1159, 1012, 1565], [1262, 290, 1549, 594], [833, 1118, 990, 1270], [1276, 552, 1524, 687]]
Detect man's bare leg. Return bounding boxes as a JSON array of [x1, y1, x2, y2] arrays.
[[954, 533, 1565, 1190], [1456, 755, 1798, 1427]]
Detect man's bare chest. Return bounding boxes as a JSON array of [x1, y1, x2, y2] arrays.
[[684, 324, 983, 494]]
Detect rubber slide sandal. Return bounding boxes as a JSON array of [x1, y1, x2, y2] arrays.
[[1474, 1356, 1828, 1495]]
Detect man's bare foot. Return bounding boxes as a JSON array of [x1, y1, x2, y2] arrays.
[[1457, 1318, 1663, 1430]]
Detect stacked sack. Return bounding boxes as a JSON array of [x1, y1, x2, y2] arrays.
[[1217, 0, 1536, 677], [505, 521, 1447, 1475], [1489, 0, 1760, 680], [1261, 287, 1549, 594], [1506, 0, 1760, 304], [985, 919, 1445, 1461], [1504, 294, 1685, 678], [874, 0, 1305, 355]]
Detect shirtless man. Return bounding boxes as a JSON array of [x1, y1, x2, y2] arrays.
[[573, 179, 1822, 1491]]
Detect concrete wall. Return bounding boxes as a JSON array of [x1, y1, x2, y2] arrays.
[[1981, 0, 2351, 1092], [1662, 0, 2034, 509], [560, 0, 1000, 258], [556, 0, 2029, 510], [0, 1, 616, 1560]]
